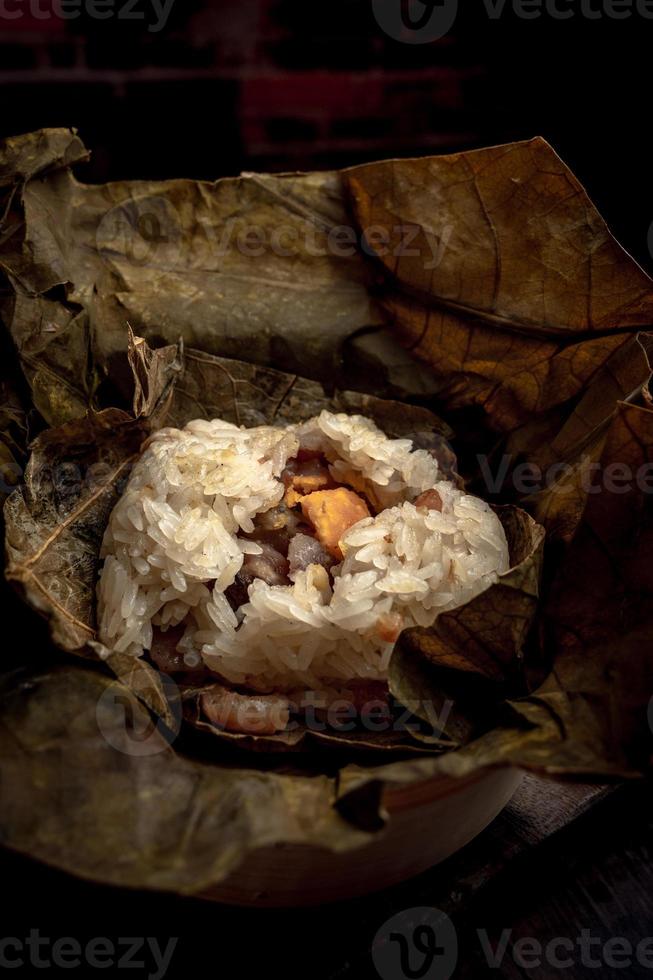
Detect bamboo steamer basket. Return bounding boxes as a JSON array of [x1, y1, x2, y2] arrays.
[[204, 767, 522, 906]]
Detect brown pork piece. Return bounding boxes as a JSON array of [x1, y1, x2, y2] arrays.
[[149, 624, 205, 675], [245, 502, 306, 555], [299, 487, 371, 559], [149, 624, 186, 673], [201, 685, 290, 735], [295, 448, 323, 462], [414, 488, 443, 512], [225, 542, 290, 609], [287, 532, 335, 577]]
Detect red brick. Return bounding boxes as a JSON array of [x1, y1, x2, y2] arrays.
[[242, 73, 385, 118]]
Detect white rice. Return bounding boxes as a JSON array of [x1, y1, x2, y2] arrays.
[[97, 411, 509, 692]]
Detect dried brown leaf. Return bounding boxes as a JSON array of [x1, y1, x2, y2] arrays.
[[170, 346, 453, 445], [0, 664, 371, 893], [127, 325, 181, 420], [0, 128, 440, 421], [4, 409, 146, 650], [545, 402, 653, 659], [344, 138, 653, 436]]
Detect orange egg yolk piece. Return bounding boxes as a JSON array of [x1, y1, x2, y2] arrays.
[[299, 487, 371, 559]]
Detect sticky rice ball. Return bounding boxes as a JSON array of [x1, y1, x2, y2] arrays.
[[97, 411, 509, 693]]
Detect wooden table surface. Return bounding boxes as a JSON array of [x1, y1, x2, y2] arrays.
[[2, 775, 651, 979]]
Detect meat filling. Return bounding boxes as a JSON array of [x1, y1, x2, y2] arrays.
[[150, 624, 204, 675], [201, 685, 290, 735], [287, 532, 335, 577], [226, 454, 371, 606], [414, 488, 443, 512], [225, 541, 290, 609], [243, 501, 306, 555]]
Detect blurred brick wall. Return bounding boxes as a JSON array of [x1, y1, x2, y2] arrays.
[[0, 0, 484, 181]]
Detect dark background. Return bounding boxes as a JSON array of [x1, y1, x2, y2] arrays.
[[0, 0, 651, 269], [2, 3, 653, 977]]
